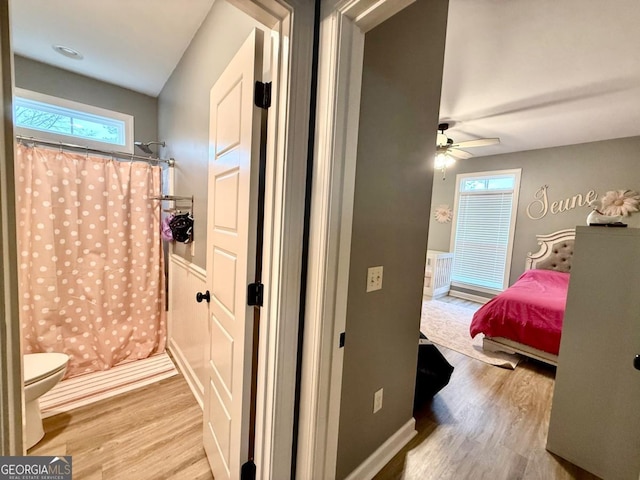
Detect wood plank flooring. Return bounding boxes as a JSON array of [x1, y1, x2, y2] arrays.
[[28, 375, 213, 480], [28, 297, 600, 479], [375, 348, 601, 480]]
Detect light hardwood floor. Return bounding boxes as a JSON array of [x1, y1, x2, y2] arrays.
[[375, 348, 601, 480], [28, 375, 213, 480], [28, 298, 600, 480]]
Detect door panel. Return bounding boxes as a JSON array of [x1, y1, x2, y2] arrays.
[[212, 248, 238, 315], [210, 314, 234, 395], [204, 28, 263, 480], [215, 83, 243, 155], [214, 169, 240, 231]]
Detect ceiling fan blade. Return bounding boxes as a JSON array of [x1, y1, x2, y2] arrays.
[[448, 148, 473, 160], [450, 138, 500, 149]]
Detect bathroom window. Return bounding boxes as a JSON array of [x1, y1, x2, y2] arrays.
[[13, 88, 134, 153]]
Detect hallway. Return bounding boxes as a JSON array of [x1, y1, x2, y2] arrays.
[[376, 348, 600, 479]]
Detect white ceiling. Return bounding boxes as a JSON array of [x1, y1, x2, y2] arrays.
[[440, 0, 640, 157], [9, 0, 215, 97], [9, 0, 640, 156]]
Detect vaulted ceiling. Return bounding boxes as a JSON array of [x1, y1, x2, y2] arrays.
[[10, 0, 214, 97]]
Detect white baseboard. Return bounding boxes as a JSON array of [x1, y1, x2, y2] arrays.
[[423, 290, 450, 299], [448, 290, 490, 304], [168, 339, 204, 410], [344, 418, 417, 480]]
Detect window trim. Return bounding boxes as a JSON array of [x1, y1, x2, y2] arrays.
[[13, 87, 134, 153], [449, 168, 522, 292]]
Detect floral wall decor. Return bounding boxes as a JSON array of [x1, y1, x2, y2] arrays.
[[600, 189, 640, 216], [434, 204, 453, 223]]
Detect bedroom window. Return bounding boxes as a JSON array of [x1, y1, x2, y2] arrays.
[[13, 88, 134, 153], [450, 169, 522, 293]]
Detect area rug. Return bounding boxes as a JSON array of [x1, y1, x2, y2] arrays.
[[40, 352, 178, 417], [421, 299, 521, 369]]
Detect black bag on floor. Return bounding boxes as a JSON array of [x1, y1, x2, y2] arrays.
[[414, 333, 454, 409]]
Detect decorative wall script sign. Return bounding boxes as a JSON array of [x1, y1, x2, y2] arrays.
[[526, 185, 597, 220]]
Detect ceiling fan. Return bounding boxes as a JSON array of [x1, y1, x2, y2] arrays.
[[436, 122, 500, 160]]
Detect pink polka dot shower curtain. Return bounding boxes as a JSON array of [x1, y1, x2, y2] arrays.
[[15, 144, 166, 378]]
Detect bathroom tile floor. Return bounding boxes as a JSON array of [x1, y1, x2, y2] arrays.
[[28, 375, 213, 480]]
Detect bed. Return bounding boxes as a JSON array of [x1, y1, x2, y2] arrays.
[[469, 229, 575, 366]]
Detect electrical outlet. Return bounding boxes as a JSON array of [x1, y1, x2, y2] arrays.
[[366, 266, 383, 292], [373, 388, 383, 413]]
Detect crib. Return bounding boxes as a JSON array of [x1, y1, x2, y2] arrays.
[[423, 250, 454, 298]]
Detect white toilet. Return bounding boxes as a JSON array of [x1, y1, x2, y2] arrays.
[[23, 353, 69, 449]]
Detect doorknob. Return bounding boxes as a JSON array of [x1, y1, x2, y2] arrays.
[[196, 290, 210, 303], [634, 355, 640, 371]]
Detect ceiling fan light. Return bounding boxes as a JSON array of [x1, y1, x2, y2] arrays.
[[434, 152, 455, 170]]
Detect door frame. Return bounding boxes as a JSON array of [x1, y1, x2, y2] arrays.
[[224, 1, 315, 478], [296, 0, 416, 478], [0, 0, 24, 456]]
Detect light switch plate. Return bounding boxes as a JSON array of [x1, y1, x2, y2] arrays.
[[366, 266, 383, 292], [373, 388, 383, 413]]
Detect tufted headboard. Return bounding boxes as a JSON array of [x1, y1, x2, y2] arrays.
[[525, 229, 576, 272]]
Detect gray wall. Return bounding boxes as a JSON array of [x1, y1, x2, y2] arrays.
[[427, 136, 640, 286], [14, 55, 158, 144], [157, 0, 263, 267], [335, 1, 449, 478]]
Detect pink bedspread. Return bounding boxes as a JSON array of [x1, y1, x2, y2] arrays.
[[469, 269, 570, 355]]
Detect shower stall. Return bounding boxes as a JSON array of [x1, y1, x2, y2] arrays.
[[15, 139, 171, 379]]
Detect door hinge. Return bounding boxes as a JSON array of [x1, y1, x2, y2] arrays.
[[339, 332, 346, 348], [241, 460, 256, 480], [254, 81, 272, 109], [247, 282, 264, 307]]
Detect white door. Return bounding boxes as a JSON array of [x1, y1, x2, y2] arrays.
[[547, 227, 640, 480], [204, 29, 264, 480]]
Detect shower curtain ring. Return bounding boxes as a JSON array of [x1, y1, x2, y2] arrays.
[[59, 141, 63, 153]]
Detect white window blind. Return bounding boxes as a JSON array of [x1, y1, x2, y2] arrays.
[[451, 171, 520, 292]]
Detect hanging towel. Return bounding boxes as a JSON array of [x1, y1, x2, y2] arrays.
[[161, 214, 175, 241], [169, 212, 194, 243]]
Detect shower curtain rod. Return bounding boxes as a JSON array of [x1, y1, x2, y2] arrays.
[[15, 135, 176, 167]]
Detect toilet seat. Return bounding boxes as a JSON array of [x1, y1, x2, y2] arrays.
[[23, 353, 69, 386]]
